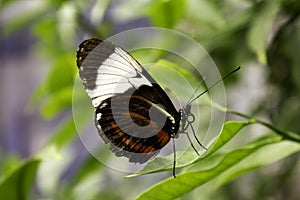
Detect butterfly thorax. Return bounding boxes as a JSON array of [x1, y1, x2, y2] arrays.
[[179, 104, 194, 134]]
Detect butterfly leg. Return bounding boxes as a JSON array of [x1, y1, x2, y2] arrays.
[[189, 123, 207, 150], [182, 131, 200, 156], [172, 137, 177, 178]]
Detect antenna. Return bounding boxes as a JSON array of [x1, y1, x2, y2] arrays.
[[186, 77, 206, 104], [188, 66, 241, 104]]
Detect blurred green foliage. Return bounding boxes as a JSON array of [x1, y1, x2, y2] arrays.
[[1, 0, 300, 199]]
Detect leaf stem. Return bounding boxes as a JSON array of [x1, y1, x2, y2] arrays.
[[211, 102, 300, 143]]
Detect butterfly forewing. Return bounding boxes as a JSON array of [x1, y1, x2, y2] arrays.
[[77, 38, 151, 107], [76, 38, 181, 163]]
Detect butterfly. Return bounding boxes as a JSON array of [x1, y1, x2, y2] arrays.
[[76, 38, 240, 177]]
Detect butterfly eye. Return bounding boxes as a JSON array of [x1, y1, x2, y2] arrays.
[[187, 113, 195, 123]]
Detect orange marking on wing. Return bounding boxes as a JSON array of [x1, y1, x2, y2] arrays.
[[156, 130, 171, 147], [129, 112, 150, 122], [144, 146, 156, 153], [106, 121, 170, 153], [132, 143, 142, 152]]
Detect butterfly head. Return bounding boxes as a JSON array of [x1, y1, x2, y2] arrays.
[[179, 104, 195, 133]]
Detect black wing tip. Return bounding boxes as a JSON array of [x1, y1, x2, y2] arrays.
[[76, 38, 103, 68], [80, 38, 103, 46]]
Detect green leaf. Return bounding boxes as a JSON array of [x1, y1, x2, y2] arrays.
[[186, 0, 226, 30], [0, 159, 40, 200], [45, 79, 94, 149], [44, 53, 77, 94], [247, 1, 280, 64], [0, 0, 13, 9], [126, 121, 250, 177], [32, 17, 66, 56], [29, 53, 76, 117], [146, 0, 186, 28], [47, 116, 78, 150], [202, 121, 250, 157], [135, 135, 283, 200], [208, 138, 300, 190], [0, 156, 23, 181], [51, 0, 70, 7], [40, 87, 73, 119]]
